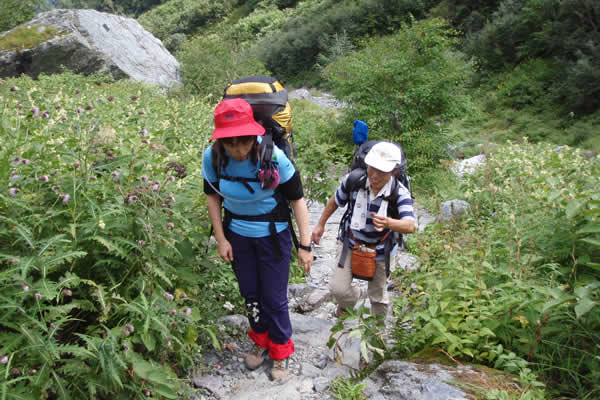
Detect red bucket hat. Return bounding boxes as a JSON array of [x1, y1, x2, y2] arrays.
[[210, 98, 265, 140]]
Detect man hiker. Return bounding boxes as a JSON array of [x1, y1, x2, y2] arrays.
[[311, 141, 415, 319]]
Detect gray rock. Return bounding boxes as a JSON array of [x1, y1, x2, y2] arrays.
[[313, 354, 329, 370], [192, 373, 225, 392], [313, 377, 330, 392], [0, 9, 181, 88], [450, 154, 486, 178], [290, 312, 334, 347], [364, 360, 469, 400], [415, 205, 437, 233], [395, 252, 420, 272], [296, 288, 331, 313], [300, 362, 322, 378], [289, 88, 348, 110], [217, 314, 250, 332], [440, 200, 470, 220], [289, 88, 312, 100], [288, 283, 311, 297]]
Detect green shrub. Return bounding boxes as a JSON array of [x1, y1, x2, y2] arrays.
[[177, 34, 268, 99], [0, 0, 44, 32], [223, 2, 290, 44], [289, 99, 348, 204], [491, 58, 557, 109], [257, 0, 430, 78], [324, 18, 474, 175], [462, 0, 600, 114], [137, 0, 235, 49]]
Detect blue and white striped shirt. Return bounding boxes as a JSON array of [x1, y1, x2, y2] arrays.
[[335, 173, 415, 259]]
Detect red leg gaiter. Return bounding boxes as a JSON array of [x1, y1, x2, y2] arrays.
[[268, 338, 294, 360], [248, 329, 270, 349]]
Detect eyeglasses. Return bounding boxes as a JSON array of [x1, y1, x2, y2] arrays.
[[221, 136, 255, 146]]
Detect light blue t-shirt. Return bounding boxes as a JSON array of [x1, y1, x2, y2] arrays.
[[202, 140, 296, 238]]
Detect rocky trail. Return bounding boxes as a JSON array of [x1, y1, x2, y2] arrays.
[[187, 201, 478, 400]]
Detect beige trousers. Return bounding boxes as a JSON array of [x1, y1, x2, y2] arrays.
[[329, 241, 390, 316]]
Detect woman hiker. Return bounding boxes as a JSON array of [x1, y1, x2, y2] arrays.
[[202, 98, 314, 381], [311, 141, 415, 320]]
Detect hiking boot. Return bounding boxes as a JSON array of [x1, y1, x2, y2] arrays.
[[271, 358, 290, 381], [244, 344, 267, 370]]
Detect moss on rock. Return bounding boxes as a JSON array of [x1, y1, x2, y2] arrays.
[[0, 25, 64, 52], [407, 348, 532, 398]]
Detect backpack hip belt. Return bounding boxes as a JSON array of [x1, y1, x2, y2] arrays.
[[223, 193, 298, 260]]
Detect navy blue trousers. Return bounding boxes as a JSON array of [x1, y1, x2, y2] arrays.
[[226, 226, 293, 350]]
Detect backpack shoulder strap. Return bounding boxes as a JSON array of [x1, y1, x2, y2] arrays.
[[383, 179, 400, 220], [345, 168, 367, 194], [338, 169, 367, 239]]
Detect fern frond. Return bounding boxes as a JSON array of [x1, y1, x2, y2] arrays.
[[0, 196, 34, 212], [16, 256, 37, 281], [56, 271, 82, 289], [14, 224, 35, 250], [90, 236, 132, 261], [56, 344, 97, 360], [37, 234, 69, 256], [148, 261, 173, 286], [90, 284, 108, 315], [46, 300, 97, 320], [120, 302, 147, 317], [55, 359, 91, 383], [0, 296, 46, 330], [37, 278, 58, 300], [42, 250, 88, 276], [51, 371, 70, 400], [111, 237, 140, 253], [0, 331, 26, 354], [91, 258, 123, 270]]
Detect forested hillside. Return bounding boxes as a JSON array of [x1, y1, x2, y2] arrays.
[[1, 1, 598, 399]]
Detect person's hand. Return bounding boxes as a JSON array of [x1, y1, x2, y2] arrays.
[[298, 248, 313, 275], [311, 224, 325, 245], [217, 239, 233, 262], [371, 212, 388, 232]]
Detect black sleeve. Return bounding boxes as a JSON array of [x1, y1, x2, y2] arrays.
[[279, 171, 304, 201], [203, 179, 219, 195]]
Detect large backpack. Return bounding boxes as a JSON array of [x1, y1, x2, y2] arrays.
[[210, 76, 300, 257], [223, 75, 295, 158]]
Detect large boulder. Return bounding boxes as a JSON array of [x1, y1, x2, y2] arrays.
[[0, 9, 181, 88]]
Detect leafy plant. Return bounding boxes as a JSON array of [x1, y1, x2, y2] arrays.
[[0, 72, 230, 398], [328, 304, 387, 366], [399, 139, 599, 399], [329, 376, 367, 400]]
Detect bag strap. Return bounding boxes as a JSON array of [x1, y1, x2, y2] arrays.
[[218, 174, 260, 194], [338, 173, 399, 271]]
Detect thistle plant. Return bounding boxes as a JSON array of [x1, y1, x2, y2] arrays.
[[0, 72, 223, 398]]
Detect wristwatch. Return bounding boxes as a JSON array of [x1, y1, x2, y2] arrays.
[[297, 243, 313, 252]]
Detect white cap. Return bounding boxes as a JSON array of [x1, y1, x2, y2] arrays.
[[364, 142, 402, 172]]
